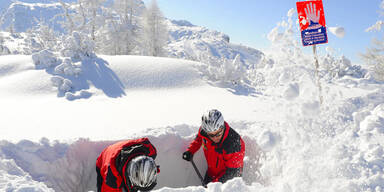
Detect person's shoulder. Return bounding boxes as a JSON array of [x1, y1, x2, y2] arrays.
[[226, 127, 241, 141], [222, 127, 242, 154]]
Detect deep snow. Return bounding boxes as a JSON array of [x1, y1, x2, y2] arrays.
[[1, 53, 384, 192]]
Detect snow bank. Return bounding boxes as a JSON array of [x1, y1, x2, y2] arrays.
[[0, 158, 54, 191], [0, 125, 262, 192]]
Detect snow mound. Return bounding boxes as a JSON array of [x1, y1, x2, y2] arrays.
[[0, 158, 54, 192], [0, 125, 262, 192], [0, 55, 206, 99]]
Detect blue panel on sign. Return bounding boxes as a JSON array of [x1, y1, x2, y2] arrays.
[[301, 24, 328, 46]]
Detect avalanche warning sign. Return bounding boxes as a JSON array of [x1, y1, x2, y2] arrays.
[[296, 0, 328, 46]]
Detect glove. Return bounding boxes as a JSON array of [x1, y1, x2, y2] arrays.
[[182, 151, 193, 161]]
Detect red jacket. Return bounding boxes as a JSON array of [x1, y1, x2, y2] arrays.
[[187, 122, 245, 183], [96, 138, 157, 192]]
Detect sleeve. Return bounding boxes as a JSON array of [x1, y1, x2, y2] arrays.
[[97, 165, 123, 192], [186, 131, 203, 154]]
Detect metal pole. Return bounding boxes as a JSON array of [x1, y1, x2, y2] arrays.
[[191, 159, 206, 187], [312, 45, 323, 104]]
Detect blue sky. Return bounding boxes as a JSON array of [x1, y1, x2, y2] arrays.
[[144, 0, 383, 64]]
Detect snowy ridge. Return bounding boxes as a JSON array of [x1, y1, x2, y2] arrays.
[[0, 1, 264, 72], [167, 19, 264, 70], [1, 2, 65, 33], [0, 126, 261, 191]]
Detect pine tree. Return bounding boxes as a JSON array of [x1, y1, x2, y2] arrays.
[[78, 0, 107, 41], [140, 0, 168, 57], [97, 0, 142, 55]]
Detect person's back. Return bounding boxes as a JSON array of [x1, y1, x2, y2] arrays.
[[96, 138, 158, 192]]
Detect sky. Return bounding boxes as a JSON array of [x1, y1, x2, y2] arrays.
[[144, 0, 383, 64]]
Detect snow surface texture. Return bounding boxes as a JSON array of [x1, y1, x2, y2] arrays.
[[1, 53, 384, 191], [0, 1, 265, 82]]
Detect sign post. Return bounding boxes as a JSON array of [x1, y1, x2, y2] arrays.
[[296, 0, 328, 104]]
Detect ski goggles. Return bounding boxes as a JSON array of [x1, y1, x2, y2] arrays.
[[207, 127, 224, 138]]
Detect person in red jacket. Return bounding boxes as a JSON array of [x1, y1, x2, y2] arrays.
[[182, 109, 245, 185], [96, 138, 159, 192]]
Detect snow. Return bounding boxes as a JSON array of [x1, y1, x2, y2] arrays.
[[1, 2, 65, 33], [0, 158, 53, 192], [1, 52, 384, 192]]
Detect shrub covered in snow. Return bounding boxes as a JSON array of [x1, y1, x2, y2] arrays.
[[51, 75, 72, 93], [199, 54, 248, 86], [54, 58, 82, 76], [60, 31, 95, 60], [26, 22, 59, 53], [321, 53, 367, 79], [32, 49, 59, 68]]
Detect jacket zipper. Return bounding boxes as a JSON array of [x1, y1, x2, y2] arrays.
[[216, 157, 219, 168]]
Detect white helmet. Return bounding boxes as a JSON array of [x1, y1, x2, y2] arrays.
[[201, 109, 225, 133], [126, 156, 157, 190]]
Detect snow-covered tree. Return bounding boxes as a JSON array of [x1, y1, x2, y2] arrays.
[[57, 0, 110, 56], [221, 54, 247, 84], [96, 0, 143, 55], [26, 20, 58, 52], [97, 16, 138, 55], [113, 0, 142, 26], [61, 31, 95, 60], [79, 0, 107, 41], [140, 0, 168, 57], [362, 0, 384, 81], [58, 0, 82, 34]]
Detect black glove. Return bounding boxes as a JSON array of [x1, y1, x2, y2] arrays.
[[182, 151, 193, 161]]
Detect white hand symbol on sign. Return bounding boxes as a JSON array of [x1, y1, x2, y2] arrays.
[[304, 2, 320, 25]]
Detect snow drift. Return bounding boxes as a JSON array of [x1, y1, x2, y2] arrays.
[[1, 53, 384, 192]]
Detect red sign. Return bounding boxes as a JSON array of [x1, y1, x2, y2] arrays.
[[296, 0, 328, 46]]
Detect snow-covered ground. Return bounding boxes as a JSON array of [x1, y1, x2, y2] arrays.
[[1, 51, 384, 191]]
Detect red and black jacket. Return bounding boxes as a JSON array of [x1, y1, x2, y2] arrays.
[[187, 122, 245, 183], [96, 138, 157, 192]]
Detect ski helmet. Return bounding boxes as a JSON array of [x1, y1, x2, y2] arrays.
[[126, 156, 157, 190], [201, 109, 225, 133]]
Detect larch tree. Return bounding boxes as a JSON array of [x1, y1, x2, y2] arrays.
[[98, 0, 142, 55], [140, 0, 168, 57]]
